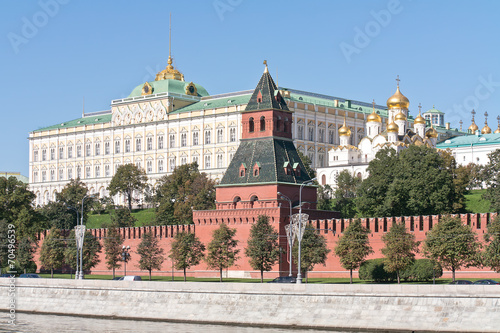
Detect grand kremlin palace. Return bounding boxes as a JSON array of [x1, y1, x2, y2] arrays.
[[28, 56, 463, 206]]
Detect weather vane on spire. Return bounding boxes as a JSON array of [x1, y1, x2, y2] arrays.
[[263, 60, 268, 73]]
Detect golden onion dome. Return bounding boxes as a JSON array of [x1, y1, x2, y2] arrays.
[[155, 56, 185, 81], [387, 121, 399, 133], [495, 127, 500, 134], [468, 121, 479, 133], [367, 110, 382, 123], [414, 113, 426, 125], [481, 124, 492, 134], [339, 117, 352, 137], [394, 111, 407, 121], [426, 126, 438, 138], [387, 86, 410, 109]]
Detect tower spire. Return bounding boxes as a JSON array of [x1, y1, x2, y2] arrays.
[[155, 13, 184, 81]]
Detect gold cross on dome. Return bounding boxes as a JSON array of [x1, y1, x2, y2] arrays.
[[396, 75, 400, 87]]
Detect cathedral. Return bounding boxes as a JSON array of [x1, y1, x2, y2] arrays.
[[316, 80, 442, 185]]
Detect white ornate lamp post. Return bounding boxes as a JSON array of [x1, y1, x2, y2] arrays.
[[67, 206, 79, 279], [297, 178, 316, 284], [277, 192, 293, 277]]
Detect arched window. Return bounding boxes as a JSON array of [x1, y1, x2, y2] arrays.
[[260, 116, 266, 131], [249, 117, 254, 133], [276, 117, 281, 131], [321, 174, 326, 185]]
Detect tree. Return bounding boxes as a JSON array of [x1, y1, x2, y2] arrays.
[[317, 184, 333, 210], [108, 164, 148, 211], [423, 216, 481, 282], [136, 232, 165, 280], [298, 151, 316, 179], [356, 146, 462, 217], [169, 232, 205, 281], [381, 222, 420, 284], [55, 178, 93, 225], [245, 215, 281, 282], [482, 149, 500, 211], [292, 226, 330, 282], [206, 223, 240, 282], [103, 223, 123, 278], [332, 170, 361, 218], [65, 230, 102, 273], [39, 228, 66, 278], [154, 162, 216, 225], [483, 215, 500, 272], [39, 201, 76, 230], [110, 207, 137, 228], [17, 237, 37, 274], [334, 219, 373, 283]]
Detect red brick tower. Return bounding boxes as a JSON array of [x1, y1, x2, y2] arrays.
[[193, 63, 339, 275]]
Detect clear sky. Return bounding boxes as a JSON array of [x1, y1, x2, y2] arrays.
[[1, 0, 500, 176]]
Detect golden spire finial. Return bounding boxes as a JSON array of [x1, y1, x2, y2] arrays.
[[482, 111, 492, 134], [372, 99, 375, 111], [459, 120, 463, 131], [155, 13, 184, 82], [263, 60, 268, 73], [418, 103, 422, 115], [495, 116, 500, 134], [468, 109, 479, 133]]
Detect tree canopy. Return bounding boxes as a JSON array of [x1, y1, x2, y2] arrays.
[[103, 223, 123, 278], [483, 215, 500, 272], [334, 219, 373, 283], [65, 229, 102, 273], [169, 231, 205, 281], [206, 223, 240, 282], [482, 149, 500, 212], [381, 222, 420, 284], [108, 164, 148, 211], [293, 225, 330, 282], [136, 232, 165, 280], [422, 216, 481, 281], [154, 162, 216, 225], [332, 170, 361, 218], [356, 146, 463, 217], [39, 228, 66, 278], [245, 215, 281, 282]]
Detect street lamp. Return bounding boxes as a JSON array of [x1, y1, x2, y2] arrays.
[[277, 192, 293, 277], [77, 193, 97, 279], [297, 177, 316, 284], [66, 206, 79, 279], [121, 245, 131, 276]]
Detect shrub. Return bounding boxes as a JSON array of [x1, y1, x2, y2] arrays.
[[359, 258, 397, 282], [400, 259, 443, 282]]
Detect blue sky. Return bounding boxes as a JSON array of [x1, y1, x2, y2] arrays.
[[1, 0, 500, 176]]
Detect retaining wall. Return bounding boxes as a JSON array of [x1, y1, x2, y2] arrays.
[[1, 279, 500, 332]]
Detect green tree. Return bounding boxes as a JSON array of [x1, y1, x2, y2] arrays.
[[245, 215, 281, 282], [0, 220, 8, 269], [39, 201, 76, 230], [206, 223, 240, 282], [482, 149, 500, 211], [292, 226, 330, 282], [334, 219, 373, 283], [17, 237, 37, 274], [317, 184, 333, 210], [422, 216, 481, 281], [65, 230, 102, 273], [298, 151, 316, 179], [483, 215, 500, 272], [103, 223, 123, 278], [108, 164, 148, 211], [356, 146, 462, 217], [332, 170, 361, 218], [55, 178, 93, 225], [136, 232, 165, 280], [39, 228, 66, 278], [110, 207, 137, 228], [381, 222, 420, 284], [154, 162, 216, 225], [169, 232, 205, 281]]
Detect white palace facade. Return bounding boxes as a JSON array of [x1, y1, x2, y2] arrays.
[[29, 55, 392, 206]]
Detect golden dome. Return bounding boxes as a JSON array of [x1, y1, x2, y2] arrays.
[[155, 56, 185, 81], [482, 124, 492, 134], [387, 121, 399, 133], [367, 110, 382, 123], [395, 111, 407, 121], [426, 126, 438, 138], [387, 86, 410, 109], [414, 108, 426, 125], [495, 127, 500, 134], [339, 117, 351, 137], [468, 121, 478, 133]]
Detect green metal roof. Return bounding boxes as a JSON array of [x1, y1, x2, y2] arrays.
[[128, 79, 209, 98], [171, 94, 252, 114], [436, 133, 500, 148], [219, 137, 312, 186], [244, 71, 289, 112], [32, 114, 112, 133], [424, 107, 444, 115]]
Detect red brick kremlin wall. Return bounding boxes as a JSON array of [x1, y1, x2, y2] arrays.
[[34, 212, 499, 279]]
